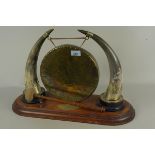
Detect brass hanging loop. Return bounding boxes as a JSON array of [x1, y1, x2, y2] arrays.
[[48, 36, 56, 47], [48, 36, 90, 48], [80, 36, 90, 47]]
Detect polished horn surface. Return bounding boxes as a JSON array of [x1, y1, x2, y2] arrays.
[[78, 30, 123, 103], [24, 29, 54, 102]]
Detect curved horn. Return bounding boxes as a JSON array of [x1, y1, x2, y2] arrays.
[[24, 29, 54, 102], [78, 30, 123, 103]]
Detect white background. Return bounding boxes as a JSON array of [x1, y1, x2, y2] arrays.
[[0, 26, 155, 129], [0, 0, 155, 155]]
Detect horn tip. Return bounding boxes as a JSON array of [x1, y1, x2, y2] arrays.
[[43, 28, 54, 38], [78, 29, 87, 34], [78, 29, 94, 38], [47, 28, 54, 34]]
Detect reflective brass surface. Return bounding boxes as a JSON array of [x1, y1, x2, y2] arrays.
[[24, 28, 123, 104], [40, 44, 99, 102]]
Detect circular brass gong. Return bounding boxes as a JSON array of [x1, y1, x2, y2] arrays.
[[40, 44, 99, 102]]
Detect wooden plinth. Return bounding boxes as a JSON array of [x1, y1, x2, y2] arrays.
[[12, 95, 135, 126]]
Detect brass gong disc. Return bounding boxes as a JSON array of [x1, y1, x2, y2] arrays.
[[40, 44, 99, 102]]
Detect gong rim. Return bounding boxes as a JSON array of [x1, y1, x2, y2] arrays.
[[40, 44, 99, 102]]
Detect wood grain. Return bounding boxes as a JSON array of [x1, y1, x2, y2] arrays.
[[12, 95, 135, 126]]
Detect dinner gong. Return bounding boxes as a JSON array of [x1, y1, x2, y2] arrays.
[[40, 44, 99, 102], [13, 28, 135, 126]]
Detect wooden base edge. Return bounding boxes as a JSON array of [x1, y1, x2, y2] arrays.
[[12, 95, 135, 126]]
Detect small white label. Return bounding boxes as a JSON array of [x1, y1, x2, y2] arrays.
[[71, 50, 81, 56]]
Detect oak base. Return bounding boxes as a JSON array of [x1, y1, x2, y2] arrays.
[[12, 95, 135, 126]]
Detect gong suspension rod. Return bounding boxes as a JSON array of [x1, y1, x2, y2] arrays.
[[35, 95, 105, 112], [48, 36, 89, 48], [48, 37, 87, 40]]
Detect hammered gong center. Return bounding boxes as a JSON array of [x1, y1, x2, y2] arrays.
[[40, 44, 99, 102]]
